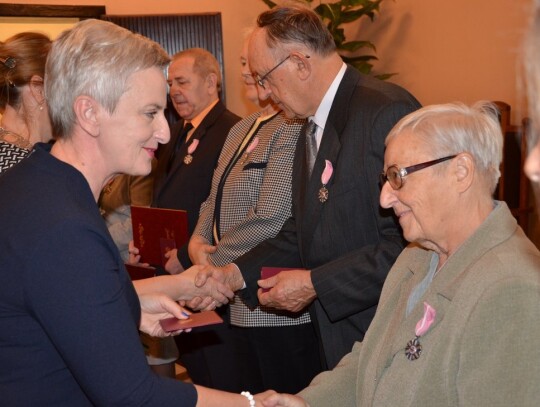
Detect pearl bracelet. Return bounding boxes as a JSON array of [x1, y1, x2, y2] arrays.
[[241, 391, 255, 406]]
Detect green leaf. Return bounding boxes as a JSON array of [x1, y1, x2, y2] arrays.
[[259, 0, 396, 80], [341, 0, 382, 7], [340, 8, 378, 24], [332, 28, 346, 46], [339, 40, 376, 52], [314, 3, 342, 24], [374, 72, 398, 80], [342, 54, 379, 63], [261, 0, 277, 8], [350, 60, 374, 74], [344, 0, 384, 9]]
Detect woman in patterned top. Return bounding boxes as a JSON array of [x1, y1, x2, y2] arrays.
[[163, 32, 322, 394], [0, 32, 52, 172]]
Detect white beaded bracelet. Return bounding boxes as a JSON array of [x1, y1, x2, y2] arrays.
[[241, 391, 255, 406]]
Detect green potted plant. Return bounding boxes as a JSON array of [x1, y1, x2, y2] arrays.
[[261, 0, 394, 79]]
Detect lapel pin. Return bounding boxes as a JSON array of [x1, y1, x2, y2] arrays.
[[184, 139, 200, 165], [318, 160, 333, 203], [405, 302, 436, 361]]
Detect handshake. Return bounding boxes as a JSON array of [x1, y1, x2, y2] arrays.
[[128, 239, 245, 312], [129, 236, 316, 314]]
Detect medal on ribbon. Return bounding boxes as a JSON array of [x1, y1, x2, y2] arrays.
[[184, 139, 199, 164], [405, 302, 436, 361], [241, 136, 259, 165], [318, 160, 333, 203]]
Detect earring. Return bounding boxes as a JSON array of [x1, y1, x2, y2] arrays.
[[39, 105, 43, 111]]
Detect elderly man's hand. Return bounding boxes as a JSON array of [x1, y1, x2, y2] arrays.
[[164, 249, 184, 275], [194, 263, 246, 292], [257, 269, 316, 312], [127, 240, 149, 266], [181, 265, 235, 308], [188, 235, 216, 265]]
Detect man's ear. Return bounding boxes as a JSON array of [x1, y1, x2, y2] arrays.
[[206, 73, 218, 93], [454, 153, 475, 193], [291, 52, 311, 81], [74, 95, 100, 137]]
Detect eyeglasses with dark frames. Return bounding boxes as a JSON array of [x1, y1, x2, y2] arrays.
[[380, 155, 458, 190], [255, 55, 291, 89], [254, 54, 310, 89]]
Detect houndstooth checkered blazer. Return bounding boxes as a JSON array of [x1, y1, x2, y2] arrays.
[[193, 110, 311, 327]]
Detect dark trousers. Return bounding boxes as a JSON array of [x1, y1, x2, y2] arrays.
[[231, 323, 323, 394], [175, 308, 323, 394], [175, 306, 242, 391]]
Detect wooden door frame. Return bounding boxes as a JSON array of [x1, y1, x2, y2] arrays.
[[0, 3, 105, 19]]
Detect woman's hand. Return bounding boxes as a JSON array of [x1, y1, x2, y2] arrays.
[[138, 293, 191, 337]]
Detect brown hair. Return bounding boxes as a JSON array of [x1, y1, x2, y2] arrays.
[[0, 32, 51, 112]]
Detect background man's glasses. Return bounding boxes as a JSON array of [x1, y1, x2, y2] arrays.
[[380, 155, 457, 190]]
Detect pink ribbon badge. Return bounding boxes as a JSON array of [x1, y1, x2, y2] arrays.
[[246, 136, 259, 154], [405, 302, 436, 361], [415, 302, 436, 337], [187, 139, 199, 155], [318, 160, 333, 203], [321, 160, 333, 185]]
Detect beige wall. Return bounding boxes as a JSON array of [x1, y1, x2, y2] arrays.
[[1, 0, 532, 122], [3, 1, 538, 242]]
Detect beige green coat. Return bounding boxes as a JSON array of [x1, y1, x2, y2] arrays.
[[300, 202, 540, 406]]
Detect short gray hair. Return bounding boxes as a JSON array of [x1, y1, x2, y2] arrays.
[[45, 19, 170, 139], [256, 5, 336, 57], [385, 101, 503, 193], [171, 48, 222, 92]]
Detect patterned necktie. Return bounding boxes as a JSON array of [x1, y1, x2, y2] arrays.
[[305, 119, 318, 177], [167, 122, 194, 173]]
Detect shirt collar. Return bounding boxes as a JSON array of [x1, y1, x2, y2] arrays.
[[309, 62, 347, 130], [188, 98, 219, 129]]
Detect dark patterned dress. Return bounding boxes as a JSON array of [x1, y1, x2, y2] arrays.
[[0, 137, 30, 174]]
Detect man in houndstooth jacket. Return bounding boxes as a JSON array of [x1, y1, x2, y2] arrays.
[[171, 36, 322, 393]]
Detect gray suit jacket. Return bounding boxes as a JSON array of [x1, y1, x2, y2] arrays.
[[300, 202, 540, 406], [235, 67, 421, 368]]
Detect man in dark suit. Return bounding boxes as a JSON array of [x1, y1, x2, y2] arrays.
[[149, 48, 240, 381], [153, 48, 240, 268], [195, 5, 421, 370]]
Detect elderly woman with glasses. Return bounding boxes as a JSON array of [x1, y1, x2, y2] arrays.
[[260, 102, 540, 407]]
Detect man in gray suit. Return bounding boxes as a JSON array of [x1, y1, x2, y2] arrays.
[[195, 5, 420, 370]]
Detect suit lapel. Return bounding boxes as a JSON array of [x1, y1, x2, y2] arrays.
[[374, 253, 427, 377], [161, 101, 227, 188], [299, 123, 341, 255], [298, 67, 360, 260], [153, 120, 183, 199]]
